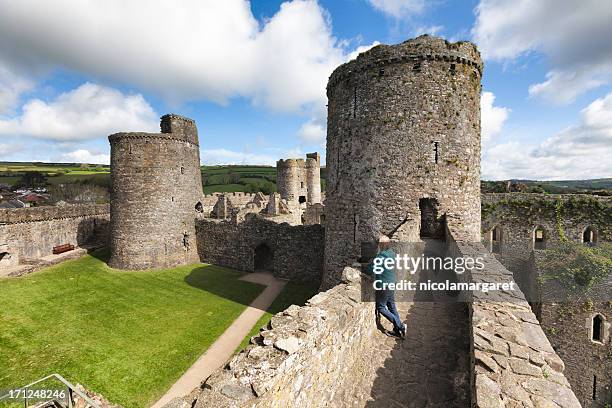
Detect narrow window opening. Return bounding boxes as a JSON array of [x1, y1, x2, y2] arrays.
[[592, 375, 597, 400], [182, 232, 190, 250], [592, 314, 604, 342], [180, 166, 185, 174], [300, 181, 304, 189], [298, 195, 306, 204], [171, 196, 174, 202], [450, 63, 456, 74], [353, 86, 357, 118], [433, 141, 440, 164], [353, 213, 358, 243]]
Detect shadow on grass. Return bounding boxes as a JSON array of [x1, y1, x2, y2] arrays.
[[86, 247, 265, 309], [184, 266, 266, 309]]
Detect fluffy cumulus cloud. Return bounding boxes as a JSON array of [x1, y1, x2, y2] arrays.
[[480, 91, 510, 143], [0, 63, 33, 115], [482, 93, 612, 180], [367, 0, 425, 19], [0, 83, 158, 141], [0, 0, 353, 114], [472, 0, 612, 104]]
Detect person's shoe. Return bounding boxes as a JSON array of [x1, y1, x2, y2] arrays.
[[401, 323, 407, 339]]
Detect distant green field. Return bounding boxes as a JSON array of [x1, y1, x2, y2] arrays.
[[2, 161, 607, 196]]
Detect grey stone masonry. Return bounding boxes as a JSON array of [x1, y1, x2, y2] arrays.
[[108, 114, 203, 270], [0, 204, 109, 267], [447, 229, 581, 408], [323, 35, 482, 289]]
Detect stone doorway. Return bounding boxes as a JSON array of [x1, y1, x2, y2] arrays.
[[254, 244, 273, 272], [419, 197, 444, 239]]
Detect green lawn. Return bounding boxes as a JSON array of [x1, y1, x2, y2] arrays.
[[235, 281, 320, 352], [0, 250, 265, 408]]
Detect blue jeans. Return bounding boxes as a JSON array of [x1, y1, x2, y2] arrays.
[[375, 289, 402, 332]]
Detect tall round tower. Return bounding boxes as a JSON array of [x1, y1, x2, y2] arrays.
[[276, 159, 302, 203], [322, 35, 483, 288], [305, 152, 322, 204], [108, 114, 203, 270]]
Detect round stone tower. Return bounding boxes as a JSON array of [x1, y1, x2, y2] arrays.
[[108, 114, 203, 270], [306, 152, 322, 204], [322, 35, 483, 288], [276, 158, 303, 203]]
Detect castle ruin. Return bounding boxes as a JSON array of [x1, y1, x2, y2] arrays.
[[0, 35, 609, 408]]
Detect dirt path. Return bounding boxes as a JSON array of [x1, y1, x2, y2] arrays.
[[151, 272, 287, 408]]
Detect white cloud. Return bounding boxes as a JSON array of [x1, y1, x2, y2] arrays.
[[60, 149, 110, 165], [472, 0, 612, 104], [0, 83, 158, 141], [0, 64, 33, 115], [367, 0, 425, 19], [482, 93, 612, 180], [298, 119, 326, 143], [480, 91, 510, 142], [0, 0, 356, 115]]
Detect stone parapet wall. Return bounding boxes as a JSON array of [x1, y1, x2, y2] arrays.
[[0, 204, 109, 224], [170, 267, 378, 408], [195, 214, 324, 282], [446, 231, 581, 408], [0, 204, 110, 266]]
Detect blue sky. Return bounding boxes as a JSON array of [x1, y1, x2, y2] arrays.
[[0, 0, 610, 180]]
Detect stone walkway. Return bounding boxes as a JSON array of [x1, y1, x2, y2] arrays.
[[361, 301, 470, 408], [151, 272, 287, 408], [346, 239, 471, 407]]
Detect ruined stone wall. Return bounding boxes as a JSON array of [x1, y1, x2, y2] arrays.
[[481, 193, 611, 275], [195, 214, 324, 282], [528, 251, 612, 408], [0, 204, 109, 265], [171, 267, 381, 408], [200, 192, 259, 215], [538, 300, 612, 407], [108, 114, 203, 270], [446, 231, 581, 408], [323, 35, 482, 288]]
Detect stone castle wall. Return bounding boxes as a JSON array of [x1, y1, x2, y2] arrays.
[[195, 214, 324, 282], [200, 192, 261, 215], [165, 230, 579, 408], [323, 35, 482, 288], [108, 114, 203, 270], [481, 193, 611, 276], [446, 231, 581, 408], [172, 267, 383, 408], [481, 193, 612, 407], [0, 204, 109, 266]]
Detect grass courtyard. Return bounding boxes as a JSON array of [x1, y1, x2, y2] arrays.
[[0, 250, 268, 407]]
